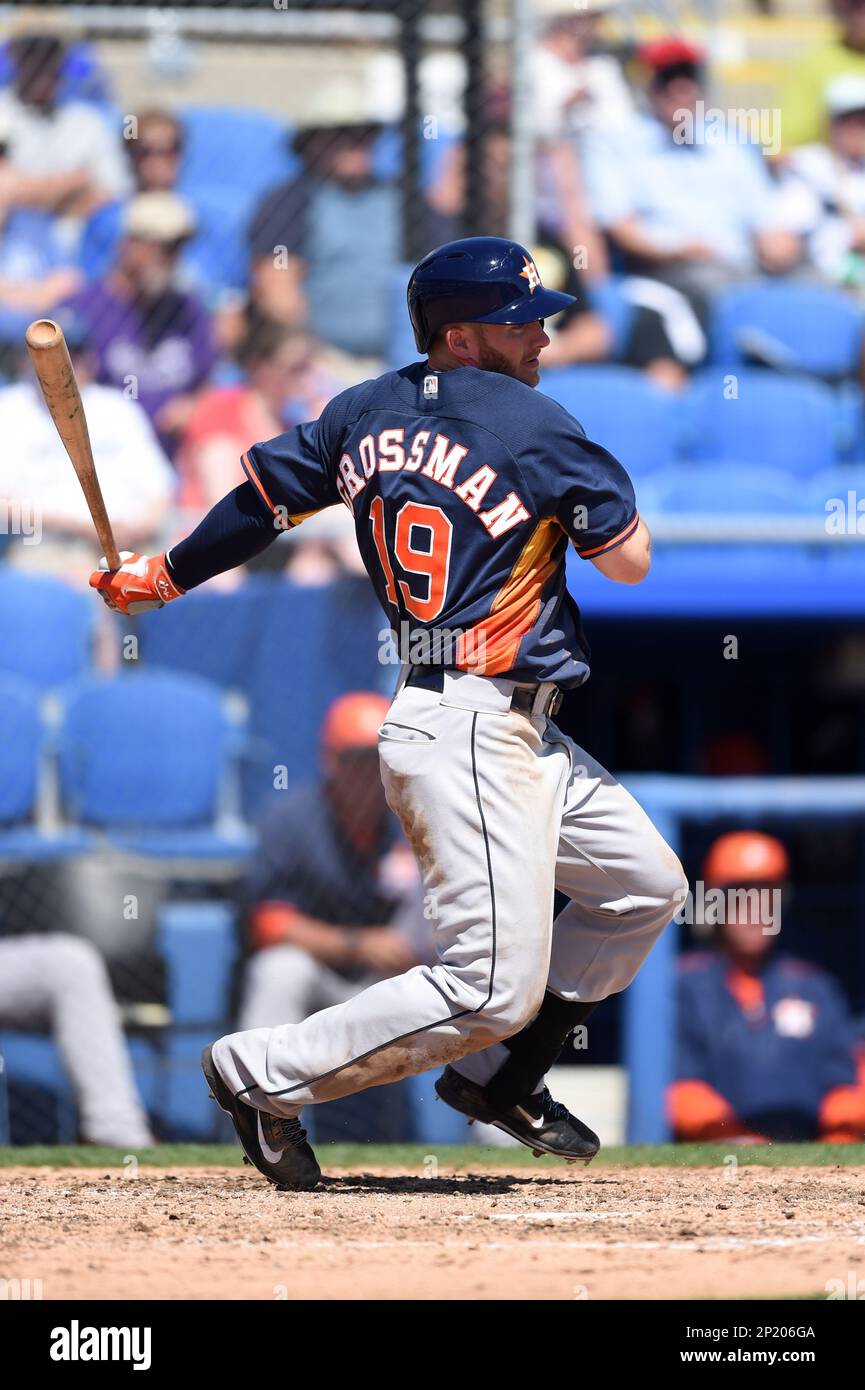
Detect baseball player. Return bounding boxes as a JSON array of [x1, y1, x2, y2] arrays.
[[91, 237, 687, 1189]]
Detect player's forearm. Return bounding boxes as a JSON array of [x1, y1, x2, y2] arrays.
[[166, 481, 280, 590], [3, 167, 92, 211], [590, 517, 652, 585], [249, 902, 364, 968]]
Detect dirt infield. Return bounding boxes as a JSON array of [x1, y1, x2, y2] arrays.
[[2, 1161, 864, 1300]]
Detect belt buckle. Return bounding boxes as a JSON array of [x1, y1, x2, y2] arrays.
[[547, 688, 563, 719]]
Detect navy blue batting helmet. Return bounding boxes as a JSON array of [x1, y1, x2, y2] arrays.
[[407, 236, 576, 353]]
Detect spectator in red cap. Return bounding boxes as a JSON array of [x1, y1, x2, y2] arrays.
[[583, 37, 802, 363], [236, 692, 428, 1047], [669, 832, 865, 1144]]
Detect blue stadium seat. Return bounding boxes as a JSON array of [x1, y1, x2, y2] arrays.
[[0, 1034, 78, 1143], [834, 382, 865, 464], [177, 105, 296, 208], [0, 678, 41, 825], [646, 462, 814, 518], [0, 677, 51, 860], [135, 581, 272, 689], [55, 671, 252, 859], [386, 261, 424, 370], [806, 465, 865, 535], [682, 370, 838, 476], [0, 573, 93, 689], [638, 463, 815, 570], [0, 676, 92, 861], [182, 185, 250, 295], [242, 579, 386, 812], [0, 1031, 160, 1145], [541, 366, 682, 476], [585, 277, 637, 360], [157, 902, 238, 1139], [373, 123, 460, 188], [709, 280, 864, 379]]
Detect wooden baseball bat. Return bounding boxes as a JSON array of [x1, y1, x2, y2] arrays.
[[25, 317, 121, 570]]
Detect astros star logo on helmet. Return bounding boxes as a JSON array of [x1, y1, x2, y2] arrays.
[[519, 256, 541, 292]]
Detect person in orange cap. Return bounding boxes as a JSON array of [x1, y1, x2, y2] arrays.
[[235, 691, 426, 1132], [669, 831, 865, 1144]]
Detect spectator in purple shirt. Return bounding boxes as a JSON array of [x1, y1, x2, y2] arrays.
[[58, 189, 216, 454]]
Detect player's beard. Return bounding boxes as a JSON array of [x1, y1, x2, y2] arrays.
[[475, 341, 530, 384]]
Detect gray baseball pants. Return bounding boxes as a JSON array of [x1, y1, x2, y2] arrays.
[[213, 670, 687, 1116]]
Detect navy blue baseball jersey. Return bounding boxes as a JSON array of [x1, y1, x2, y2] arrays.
[[675, 952, 860, 1140], [241, 361, 638, 687]]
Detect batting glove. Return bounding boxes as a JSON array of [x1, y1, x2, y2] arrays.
[[89, 551, 185, 615]]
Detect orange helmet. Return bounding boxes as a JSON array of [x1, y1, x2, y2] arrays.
[[320, 692, 390, 755], [702, 832, 789, 888]]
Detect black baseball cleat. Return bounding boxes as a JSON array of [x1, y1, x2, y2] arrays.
[[201, 1044, 320, 1191], [435, 1065, 600, 1163]]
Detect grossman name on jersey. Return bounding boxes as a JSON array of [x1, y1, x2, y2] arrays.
[[335, 427, 531, 538]]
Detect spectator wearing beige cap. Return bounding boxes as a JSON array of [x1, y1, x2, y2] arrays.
[[780, 75, 865, 291], [0, 14, 129, 242], [56, 190, 216, 454], [248, 82, 400, 369]]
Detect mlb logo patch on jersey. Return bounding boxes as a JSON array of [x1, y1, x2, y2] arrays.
[[423, 373, 439, 398], [772, 997, 816, 1039]]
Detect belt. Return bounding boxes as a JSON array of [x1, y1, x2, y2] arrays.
[[405, 667, 563, 719]]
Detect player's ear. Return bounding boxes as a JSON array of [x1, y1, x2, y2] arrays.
[[442, 324, 464, 357], [447, 323, 475, 364]]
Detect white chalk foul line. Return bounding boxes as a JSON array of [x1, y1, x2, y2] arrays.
[[266, 1230, 865, 1254], [481, 1211, 645, 1222]]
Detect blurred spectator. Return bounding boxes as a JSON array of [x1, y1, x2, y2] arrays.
[[237, 693, 428, 1033], [532, 0, 634, 142], [0, 203, 82, 350], [0, 14, 129, 245], [670, 832, 865, 1144], [248, 89, 399, 365], [58, 191, 217, 454], [531, 0, 633, 267], [0, 17, 112, 109], [700, 732, 771, 777], [80, 109, 185, 282], [0, 317, 174, 584], [430, 112, 686, 386], [781, 75, 865, 292], [779, 0, 865, 151], [177, 315, 340, 516], [126, 109, 183, 195], [584, 39, 802, 353], [0, 934, 154, 1147], [428, 117, 611, 365], [80, 108, 249, 318]]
